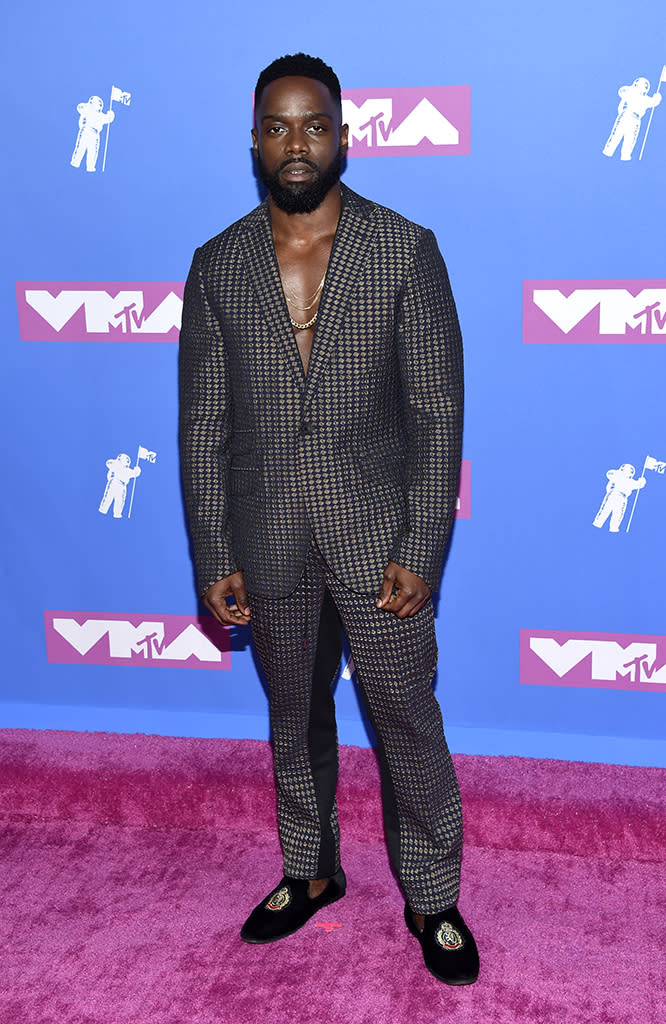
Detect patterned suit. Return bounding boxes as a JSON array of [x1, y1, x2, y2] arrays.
[[179, 184, 465, 913]]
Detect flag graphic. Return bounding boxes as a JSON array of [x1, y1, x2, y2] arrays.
[[138, 446, 157, 463], [645, 455, 666, 473], [660, 65, 666, 85], [111, 86, 131, 106]]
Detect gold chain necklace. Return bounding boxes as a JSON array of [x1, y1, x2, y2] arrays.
[[290, 310, 318, 330], [283, 274, 326, 311]]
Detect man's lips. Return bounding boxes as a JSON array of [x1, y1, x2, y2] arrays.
[[280, 161, 316, 178]]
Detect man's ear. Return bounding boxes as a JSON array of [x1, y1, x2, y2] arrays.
[[340, 123, 349, 156]]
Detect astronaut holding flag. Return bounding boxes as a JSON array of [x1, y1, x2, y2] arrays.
[[98, 444, 156, 520], [98, 453, 141, 519], [593, 455, 666, 534], [71, 85, 131, 173], [70, 96, 115, 172], [593, 464, 646, 533], [603, 69, 664, 161]]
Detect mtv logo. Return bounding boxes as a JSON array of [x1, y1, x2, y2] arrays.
[[342, 86, 470, 158], [520, 629, 666, 692], [45, 611, 231, 669], [455, 459, 471, 518], [16, 282, 184, 342], [523, 280, 666, 344]]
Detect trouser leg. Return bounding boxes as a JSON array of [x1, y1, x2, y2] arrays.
[[323, 567, 463, 915], [249, 557, 343, 879], [308, 586, 344, 875]]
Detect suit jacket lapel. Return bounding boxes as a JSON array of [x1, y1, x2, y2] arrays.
[[240, 200, 306, 386], [238, 187, 377, 395], [304, 186, 377, 403]]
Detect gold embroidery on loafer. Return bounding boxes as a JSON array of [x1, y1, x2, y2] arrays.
[[265, 886, 291, 911], [435, 921, 464, 951]]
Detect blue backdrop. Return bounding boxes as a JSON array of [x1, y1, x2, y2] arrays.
[[2, 1, 665, 766]]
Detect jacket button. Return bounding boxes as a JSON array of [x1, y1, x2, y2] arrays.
[[299, 421, 313, 436]]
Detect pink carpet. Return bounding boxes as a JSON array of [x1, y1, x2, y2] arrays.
[[0, 729, 664, 1023]]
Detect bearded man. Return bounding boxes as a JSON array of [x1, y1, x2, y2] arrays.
[[179, 52, 478, 985]]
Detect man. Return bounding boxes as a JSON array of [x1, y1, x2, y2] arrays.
[[179, 53, 478, 986]]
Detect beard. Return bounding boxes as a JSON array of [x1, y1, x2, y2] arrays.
[[257, 147, 344, 214]]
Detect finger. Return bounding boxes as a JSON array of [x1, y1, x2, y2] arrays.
[[230, 581, 251, 618], [394, 593, 430, 618], [225, 601, 251, 624], [386, 581, 431, 617], [203, 593, 237, 626], [376, 573, 396, 608], [385, 587, 415, 615]]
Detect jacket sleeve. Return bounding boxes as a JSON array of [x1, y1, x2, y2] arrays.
[[389, 229, 464, 590], [178, 247, 239, 595]]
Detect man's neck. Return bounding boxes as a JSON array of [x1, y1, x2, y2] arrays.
[[269, 184, 343, 246]]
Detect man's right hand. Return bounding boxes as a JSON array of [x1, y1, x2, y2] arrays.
[[203, 572, 251, 625]]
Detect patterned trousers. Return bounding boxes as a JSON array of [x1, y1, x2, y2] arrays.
[[249, 544, 463, 914]]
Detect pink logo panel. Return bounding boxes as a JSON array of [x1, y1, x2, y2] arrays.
[[45, 611, 231, 669], [456, 459, 471, 518], [520, 629, 666, 693], [16, 282, 184, 342], [523, 279, 666, 344], [342, 87, 470, 157]]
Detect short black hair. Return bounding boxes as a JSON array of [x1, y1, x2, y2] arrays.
[[255, 53, 342, 113]]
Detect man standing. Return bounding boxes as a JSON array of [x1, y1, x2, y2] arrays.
[[179, 53, 478, 985]]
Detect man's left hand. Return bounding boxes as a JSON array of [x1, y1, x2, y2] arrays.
[[376, 561, 431, 618]]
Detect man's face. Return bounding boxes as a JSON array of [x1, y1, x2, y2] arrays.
[[252, 76, 348, 214]]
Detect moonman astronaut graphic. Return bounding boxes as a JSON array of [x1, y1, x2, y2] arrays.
[[98, 454, 141, 518], [70, 96, 115, 172], [593, 464, 645, 532], [603, 78, 662, 161]]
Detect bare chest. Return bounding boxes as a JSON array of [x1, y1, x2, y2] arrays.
[[275, 235, 336, 375]]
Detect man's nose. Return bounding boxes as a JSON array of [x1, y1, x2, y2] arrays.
[[286, 130, 309, 154]]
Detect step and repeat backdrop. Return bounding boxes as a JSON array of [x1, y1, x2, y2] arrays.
[[2, 1, 665, 765]]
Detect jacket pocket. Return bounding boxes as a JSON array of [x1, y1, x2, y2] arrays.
[[229, 454, 261, 496]]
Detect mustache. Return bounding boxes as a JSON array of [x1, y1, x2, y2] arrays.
[[278, 157, 318, 172]]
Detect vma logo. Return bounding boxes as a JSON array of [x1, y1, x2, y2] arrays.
[[45, 612, 231, 670], [523, 280, 666, 344], [16, 283, 183, 342], [342, 87, 470, 157], [520, 629, 666, 693]]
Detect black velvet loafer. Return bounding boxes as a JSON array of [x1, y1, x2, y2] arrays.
[[240, 867, 346, 944], [404, 903, 479, 986]]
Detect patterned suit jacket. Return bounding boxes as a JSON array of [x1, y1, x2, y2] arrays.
[[179, 183, 463, 599]]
